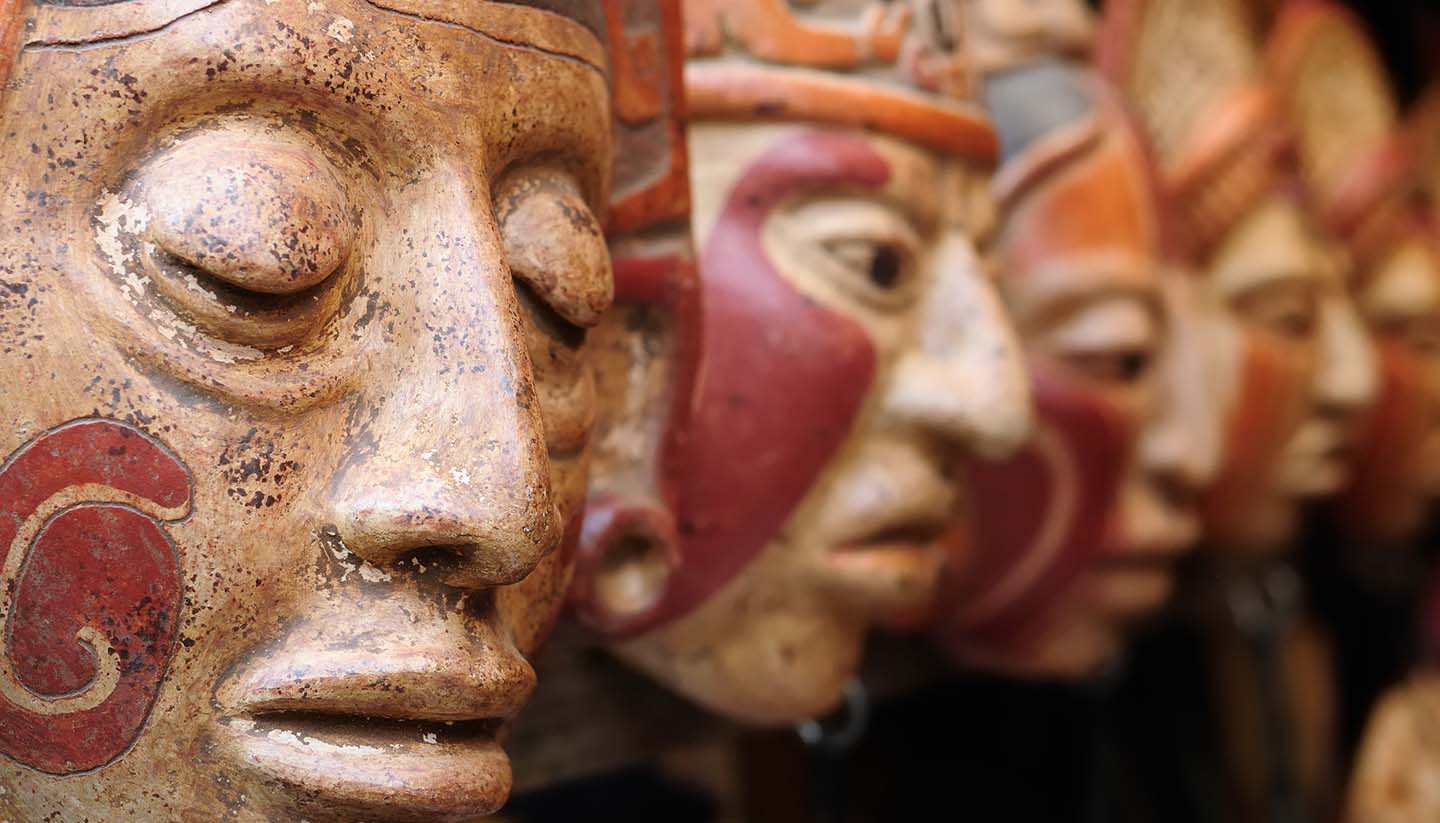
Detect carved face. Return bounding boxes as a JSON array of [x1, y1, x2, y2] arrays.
[[603, 121, 1029, 724], [1339, 234, 1440, 544], [1199, 194, 1376, 555], [937, 104, 1222, 677], [0, 1, 611, 820]]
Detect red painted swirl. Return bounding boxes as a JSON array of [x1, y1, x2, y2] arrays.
[[0, 418, 191, 775]]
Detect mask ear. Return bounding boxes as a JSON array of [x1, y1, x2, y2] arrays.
[[569, 491, 681, 637], [569, 254, 699, 639]]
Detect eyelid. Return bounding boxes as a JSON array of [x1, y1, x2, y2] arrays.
[[1040, 296, 1160, 355], [495, 168, 612, 329], [1230, 277, 1319, 315], [140, 130, 355, 295], [782, 196, 927, 276], [1230, 272, 1315, 299]]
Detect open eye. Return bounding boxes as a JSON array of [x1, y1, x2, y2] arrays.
[[127, 127, 357, 349], [766, 196, 925, 313], [1231, 279, 1319, 341], [1376, 314, 1440, 357], [1040, 297, 1159, 386], [824, 237, 919, 296], [1061, 349, 1153, 383]]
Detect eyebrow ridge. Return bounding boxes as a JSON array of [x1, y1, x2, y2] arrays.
[[362, 0, 604, 77], [24, 0, 231, 51]]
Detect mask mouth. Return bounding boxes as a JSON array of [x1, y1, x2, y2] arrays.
[[1280, 418, 1352, 497], [816, 444, 955, 618], [211, 601, 537, 821], [216, 708, 514, 823]]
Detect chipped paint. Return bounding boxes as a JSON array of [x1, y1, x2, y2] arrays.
[[327, 16, 354, 43]]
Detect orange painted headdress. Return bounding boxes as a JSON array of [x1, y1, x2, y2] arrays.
[[1266, 0, 1422, 269], [1097, 0, 1287, 257], [681, 0, 997, 165]]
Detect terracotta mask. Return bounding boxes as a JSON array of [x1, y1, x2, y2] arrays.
[[933, 2, 1222, 678], [1099, 0, 1377, 560], [0, 0, 626, 819], [1268, 1, 1440, 549], [571, 0, 1033, 725]]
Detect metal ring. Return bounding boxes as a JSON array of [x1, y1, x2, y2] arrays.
[[795, 679, 870, 754]]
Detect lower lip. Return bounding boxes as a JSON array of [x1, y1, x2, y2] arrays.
[[216, 715, 510, 823], [1093, 564, 1175, 619], [821, 541, 944, 616], [1300, 454, 1348, 496]]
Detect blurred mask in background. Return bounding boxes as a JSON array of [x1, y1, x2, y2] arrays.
[[934, 0, 1222, 679], [575, 0, 1035, 725], [1267, 1, 1440, 550], [1100, 0, 1376, 561]]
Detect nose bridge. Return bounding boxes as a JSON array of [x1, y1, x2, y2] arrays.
[[330, 170, 559, 586], [1143, 271, 1222, 490], [884, 230, 1033, 459], [1315, 289, 1378, 416]]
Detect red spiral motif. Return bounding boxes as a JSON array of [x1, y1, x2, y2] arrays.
[[0, 418, 191, 775]]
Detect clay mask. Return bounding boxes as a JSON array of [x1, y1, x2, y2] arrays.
[[576, 0, 1034, 724], [0, 0, 617, 819], [1101, 0, 1376, 560], [934, 47, 1221, 677], [1267, 1, 1440, 547]]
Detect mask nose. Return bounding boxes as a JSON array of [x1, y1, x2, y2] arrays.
[[1141, 270, 1223, 503], [328, 173, 561, 591], [884, 231, 1032, 459], [1314, 289, 1378, 423]]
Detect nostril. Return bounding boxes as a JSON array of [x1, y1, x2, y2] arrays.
[[394, 544, 470, 577]]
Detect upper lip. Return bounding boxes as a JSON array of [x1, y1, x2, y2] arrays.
[[829, 446, 956, 551], [218, 643, 535, 724], [1283, 420, 1354, 494], [814, 444, 957, 616]]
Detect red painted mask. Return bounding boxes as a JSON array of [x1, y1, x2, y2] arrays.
[[934, 65, 1210, 677], [586, 0, 1033, 725], [1265, 1, 1440, 548], [1101, 0, 1375, 561]]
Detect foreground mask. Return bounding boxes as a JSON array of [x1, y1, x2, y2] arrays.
[[0, 0, 621, 819], [1100, 0, 1376, 560], [571, 0, 1032, 725], [1267, 1, 1440, 550], [934, 4, 1222, 677]]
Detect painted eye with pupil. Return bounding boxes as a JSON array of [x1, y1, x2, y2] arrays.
[[766, 196, 925, 313], [820, 236, 919, 306], [1041, 297, 1160, 387], [868, 245, 903, 289], [1065, 350, 1152, 383]]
